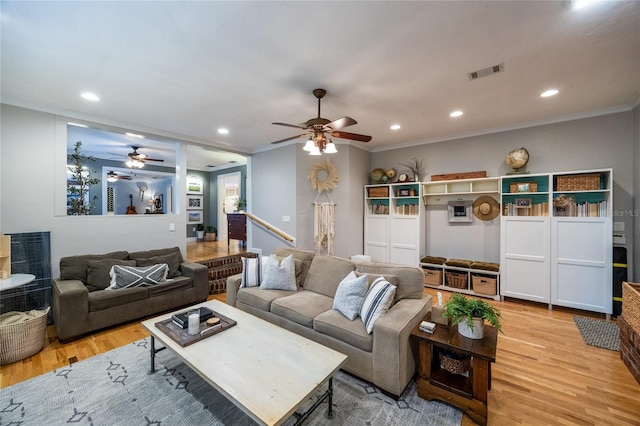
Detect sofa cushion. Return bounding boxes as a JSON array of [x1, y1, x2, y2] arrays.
[[86, 259, 136, 292], [271, 291, 334, 329], [147, 276, 193, 297], [304, 255, 355, 298], [108, 264, 168, 289], [128, 247, 184, 264], [60, 251, 129, 283], [314, 309, 373, 352], [260, 254, 297, 291], [237, 287, 294, 312], [360, 276, 396, 334], [356, 263, 423, 302], [135, 252, 182, 278], [88, 287, 148, 312], [332, 271, 368, 320]]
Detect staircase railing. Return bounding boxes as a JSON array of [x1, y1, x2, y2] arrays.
[[243, 212, 295, 244]]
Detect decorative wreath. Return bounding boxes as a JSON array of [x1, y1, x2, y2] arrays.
[[308, 160, 341, 193]]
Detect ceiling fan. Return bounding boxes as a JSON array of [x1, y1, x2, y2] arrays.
[[271, 88, 372, 155], [106, 171, 132, 182], [125, 146, 164, 168]]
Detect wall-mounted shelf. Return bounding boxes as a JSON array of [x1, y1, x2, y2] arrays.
[[422, 177, 500, 205]]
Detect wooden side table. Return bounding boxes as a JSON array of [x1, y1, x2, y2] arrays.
[[411, 315, 497, 426]]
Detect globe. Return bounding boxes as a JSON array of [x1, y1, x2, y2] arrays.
[[506, 147, 529, 173], [385, 168, 397, 180], [370, 168, 385, 183]]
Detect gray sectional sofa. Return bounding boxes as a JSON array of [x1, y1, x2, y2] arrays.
[[52, 247, 208, 341], [226, 247, 431, 397]]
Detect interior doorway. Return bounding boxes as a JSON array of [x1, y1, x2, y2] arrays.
[[217, 171, 241, 242]]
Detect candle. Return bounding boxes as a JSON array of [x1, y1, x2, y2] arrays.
[[188, 311, 199, 335]]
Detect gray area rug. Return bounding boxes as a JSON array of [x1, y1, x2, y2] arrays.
[[573, 315, 620, 351], [0, 338, 462, 425]]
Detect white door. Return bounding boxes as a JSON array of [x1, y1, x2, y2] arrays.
[[217, 172, 241, 242]]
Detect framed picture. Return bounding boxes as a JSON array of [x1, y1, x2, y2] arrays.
[[187, 195, 203, 209], [186, 176, 203, 194], [447, 200, 473, 223], [515, 198, 532, 208], [398, 189, 410, 197], [187, 210, 203, 224]]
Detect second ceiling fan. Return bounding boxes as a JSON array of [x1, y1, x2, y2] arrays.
[[271, 89, 372, 154]]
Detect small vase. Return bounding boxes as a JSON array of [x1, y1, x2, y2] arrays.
[[457, 318, 484, 339]]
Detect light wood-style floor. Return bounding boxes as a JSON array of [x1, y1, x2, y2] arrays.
[[1, 241, 639, 425]]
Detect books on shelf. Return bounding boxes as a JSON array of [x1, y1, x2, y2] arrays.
[[503, 200, 608, 217], [395, 204, 419, 215], [369, 204, 389, 215]]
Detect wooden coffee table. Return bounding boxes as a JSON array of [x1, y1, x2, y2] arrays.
[[141, 300, 347, 426]]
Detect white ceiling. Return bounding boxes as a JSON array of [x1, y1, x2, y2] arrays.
[[2, 1, 639, 166]]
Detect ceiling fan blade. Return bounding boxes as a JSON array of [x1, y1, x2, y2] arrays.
[[325, 116, 357, 131], [143, 157, 164, 162], [271, 133, 308, 144], [272, 122, 308, 130], [330, 131, 372, 142]]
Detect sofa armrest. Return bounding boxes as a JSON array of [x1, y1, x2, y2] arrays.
[[180, 262, 209, 301], [226, 273, 243, 307], [371, 294, 432, 397], [52, 279, 89, 342]]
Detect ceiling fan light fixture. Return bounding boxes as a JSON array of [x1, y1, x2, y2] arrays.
[[126, 159, 144, 168], [325, 140, 337, 154], [303, 137, 315, 152], [309, 145, 321, 156]]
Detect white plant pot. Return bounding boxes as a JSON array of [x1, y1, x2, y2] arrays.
[[457, 318, 484, 339]]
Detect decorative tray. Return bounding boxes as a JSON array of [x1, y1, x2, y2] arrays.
[[155, 311, 237, 347]]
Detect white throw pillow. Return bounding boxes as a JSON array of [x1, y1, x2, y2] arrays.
[[332, 271, 369, 320], [108, 263, 168, 290], [240, 256, 262, 288], [260, 254, 297, 291], [360, 276, 397, 334]]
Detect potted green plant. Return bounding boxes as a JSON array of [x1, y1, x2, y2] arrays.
[[442, 293, 502, 339], [67, 141, 100, 215], [204, 225, 217, 242], [196, 224, 205, 241], [235, 198, 246, 212]]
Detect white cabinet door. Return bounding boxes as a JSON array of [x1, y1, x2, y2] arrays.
[[389, 216, 421, 265], [551, 218, 612, 314], [501, 217, 550, 303], [364, 216, 389, 262]]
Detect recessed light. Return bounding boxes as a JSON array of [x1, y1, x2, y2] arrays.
[[540, 89, 559, 98], [218, 128, 229, 135], [81, 92, 100, 101], [125, 132, 144, 138], [450, 110, 463, 118], [390, 124, 401, 130]]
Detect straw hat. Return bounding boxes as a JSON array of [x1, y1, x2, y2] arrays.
[[472, 196, 500, 221]]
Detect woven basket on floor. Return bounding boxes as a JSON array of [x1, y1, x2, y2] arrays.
[[622, 282, 640, 335], [0, 307, 49, 365], [446, 271, 468, 289]]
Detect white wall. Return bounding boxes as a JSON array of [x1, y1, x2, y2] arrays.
[[1, 104, 187, 277], [634, 104, 640, 279], [372, 111, 636, 271]]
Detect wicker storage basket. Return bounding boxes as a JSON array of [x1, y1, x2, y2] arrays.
[[446, 271, 468, 289], [0, 307, 49, 365], [510, 181, 538, 193], [422, 267, 443, 286], [622, 282, 640, 335], [367, 186, 389, 198], [472, 274, 497, 295], [439, 350, 471, 375], [556, 173, 600, 191]]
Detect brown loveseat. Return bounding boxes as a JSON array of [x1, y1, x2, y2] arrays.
[[52, 247, 208, 341], [226, 247, 431, 397]]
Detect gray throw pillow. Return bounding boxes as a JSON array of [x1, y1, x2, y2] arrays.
[[260, 254, 296, 291], [108, 264, 168, 290], [86, 259, 136, 292], [332, 271, 369, 320]]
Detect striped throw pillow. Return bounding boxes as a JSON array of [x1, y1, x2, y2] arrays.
[[360, 276, 396, 334], [240, 256, 262, 288]]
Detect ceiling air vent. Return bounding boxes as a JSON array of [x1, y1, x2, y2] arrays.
[[468, 63, 504, 81]]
